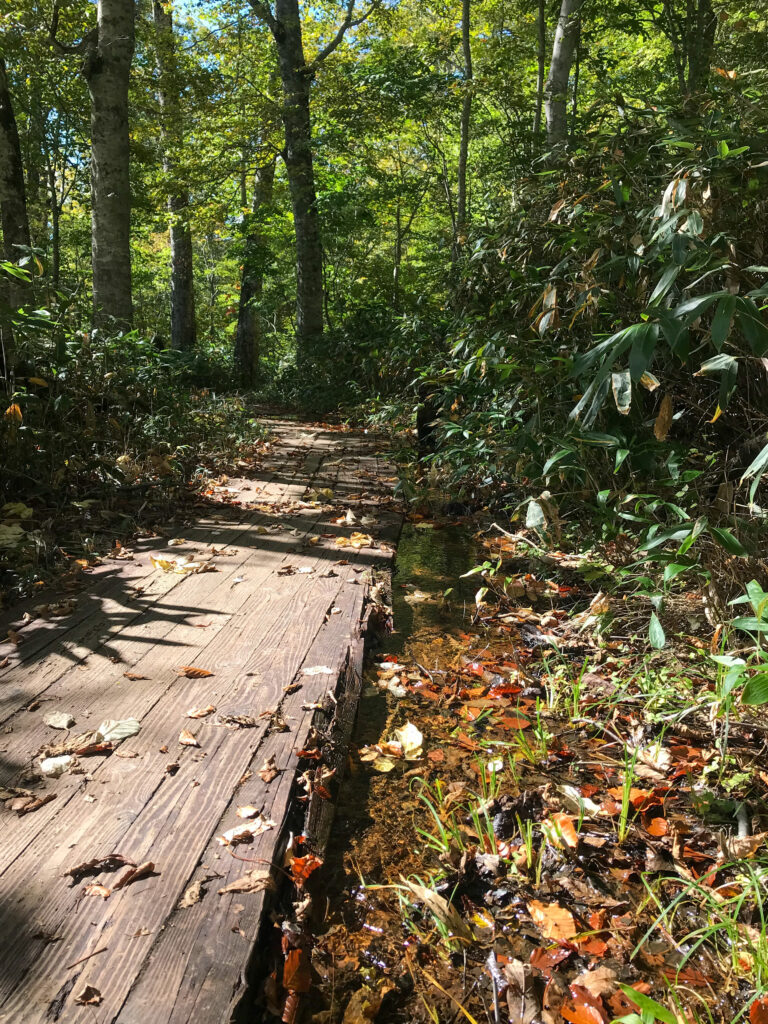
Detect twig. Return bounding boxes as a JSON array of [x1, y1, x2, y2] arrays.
[[65, 946, 107, 970]]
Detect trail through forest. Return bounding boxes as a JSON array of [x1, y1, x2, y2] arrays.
[[4, 0, 768, 1021]]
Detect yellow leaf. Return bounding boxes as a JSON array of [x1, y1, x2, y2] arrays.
[[709, 404, 723, 423], [27, 377, 48, 387], [4, 403, 22, 423], [653, 394, 674, 441]]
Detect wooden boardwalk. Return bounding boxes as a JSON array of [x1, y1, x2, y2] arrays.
[[0, 421, 400, 1024]]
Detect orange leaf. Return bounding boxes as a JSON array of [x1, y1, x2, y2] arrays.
[[528, 899, 578, 941], [4, 403, 22, 423], [283, 947, 312, 993], [177, 666, 214, 678], [750, 997, 768, 1024], [179, 729, 200, 747], [561, 985, 609, 1024], [645, 816, 668, 837]]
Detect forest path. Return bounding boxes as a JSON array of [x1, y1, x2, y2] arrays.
[[0, 419, 401, 1024]]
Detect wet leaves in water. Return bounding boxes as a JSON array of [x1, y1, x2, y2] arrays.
[[527, 899, 578, 941]]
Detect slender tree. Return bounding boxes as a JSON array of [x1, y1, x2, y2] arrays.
[[0, 54, 31, 368], [658, 0, 717, 96], [0, 56, 31, 263], [544, 0, 584, 152], [249, 0, 374, 354], [51, 0, 135, 329], [154, 0, 196, 351], [455, 0, 473, 255], [234, 154, 276, 386], [533, 0, 546, 142]]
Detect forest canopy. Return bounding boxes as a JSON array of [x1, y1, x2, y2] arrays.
[[2, 0, 768, 605]]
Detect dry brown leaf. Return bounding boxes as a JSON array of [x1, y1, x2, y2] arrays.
[[123, 672, 149, 680], [179, 879, 207, 908], [572, 964, 619, 998], [217, 869, 276, 895], [528, 899, 578, 941], [177, 666, 214, 678], [74, 985, 102, 1006], [215, 815, 276, 846], [654, 393, 674, 441], [258, 755, 279, 783], [83, 884, 111, 900], [186, 705, 216, 719], [236, 805, 260, 819], [112, 861, 157, 890], [179, 729, 200, 747]]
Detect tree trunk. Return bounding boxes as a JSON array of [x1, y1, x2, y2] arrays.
[[235, 156, 276, 387], [49, 167, 60, 291], [533, 0, 546, 142], [82, 0, 135, 330], [261, 0, 325, 354], [0, 56, 31, 262], [661, 0, 717, 97], [569, 19, 581, 144], [455, 0, 473, 255], [687, 0, 717, 93], [544, 0, 583, 152], [154, 0, 196, 351], [0, 55, 31, 371]]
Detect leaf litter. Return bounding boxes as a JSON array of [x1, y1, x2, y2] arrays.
[[301, 521, 768, 1024]]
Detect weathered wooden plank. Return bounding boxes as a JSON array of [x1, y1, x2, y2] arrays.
[[0, 457, 352, 879], [0, 423, 400, 1024], [0, 430, 318, 680], [115, 511, 401, 1024]]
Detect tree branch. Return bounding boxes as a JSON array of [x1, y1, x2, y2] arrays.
[[248, 0, 277, 34], [310, 0, 378, 70], [49, 0, 96, 56]]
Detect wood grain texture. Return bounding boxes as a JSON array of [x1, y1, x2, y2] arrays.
[[0, 422, 400, 1024]]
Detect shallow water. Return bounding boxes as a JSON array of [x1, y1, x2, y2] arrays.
[[309, 522, 481, 1022]]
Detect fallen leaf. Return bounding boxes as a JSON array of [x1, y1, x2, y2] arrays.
[[259, 756, 279, 782], [177, 666, 214, 678], [123, 672, 149, 680], [112, 861, 157, 890], [720, 831, 768, 862], [218, 869, 275, 895], [400, 878, 473, 942], [179, 879, 207, 907], [83, 884, 111, 900], [236, 805, 260, 819], [503, 958, 542, 1024], [528, 899, 578, 941], [542, 812, 580, 849], [216, 815, 276, 846], [39, 754, 74, 776], [66, 854, 135, 884], [186, 705, 216, 718], [561, 984, 610, 1023], [74, 985, 102, 1006], [284, 946, 312, 993], [393, 721, 423, 760], [179, 729, 200, 747], [342, 983, 392, 1024], [572, 966, 618, 999], [98, 718, 141, 743]]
